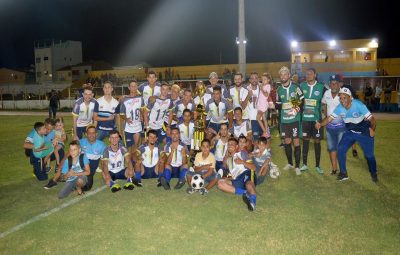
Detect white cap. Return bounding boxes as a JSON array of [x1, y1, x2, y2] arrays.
[[209, 72, 218, 78], [339, 87, 352, 98], [278, 66, 290, 75]]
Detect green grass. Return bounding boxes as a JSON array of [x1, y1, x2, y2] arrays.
[[0, 115, 399, 254]]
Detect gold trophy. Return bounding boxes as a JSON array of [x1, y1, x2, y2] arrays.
[[191, 82, 207, 151], [290, 97, 302, 116]]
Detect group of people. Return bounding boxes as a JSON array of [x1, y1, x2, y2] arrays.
[[24, 68, 378, 212]]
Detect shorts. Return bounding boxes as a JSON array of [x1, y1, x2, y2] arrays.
[[208, 122, 225, 134], [142, 166, 158, 179], [153, 128, 167, 144], [251, 120, 262, 140], [125, 131, 140, 148], [281, 122, 300, 139], [326, 128, 345, 152], [76, 126, 87, 139], [302, 121, 324, 139], [170, 166, 183, 178], [58, 176, 88, 199], [231, 170, 256, 190], [109, 168, 127, 181], [188, 169, 216, 183]]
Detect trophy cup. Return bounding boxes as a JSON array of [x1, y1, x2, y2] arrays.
[[289, 97, 302, 116], [191, 83, 207, 151]]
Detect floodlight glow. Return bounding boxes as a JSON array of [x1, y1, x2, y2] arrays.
[[243, 40, 247, 44], [291, 41, 298, 48], [319, 52, 322, 55], [340, 50, 344, 53], [236, 37, 240, 45], [329, 40, 336, 47], [369, 39, 378, 48], [358, 48, 367, 52]]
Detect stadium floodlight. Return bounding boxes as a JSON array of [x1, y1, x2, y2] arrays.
[[369, 38, 378, 48], [243, 39, 247, 44], [329, 40, 336, 47], [236, 37, 240, 45], [291, 40, 298, 48]]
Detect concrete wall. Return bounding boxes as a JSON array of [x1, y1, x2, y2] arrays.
[[0, 83, 72, 95], [0, 99, 75, 110]]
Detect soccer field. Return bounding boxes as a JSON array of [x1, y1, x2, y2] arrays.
[[0, 115, 399, 254]]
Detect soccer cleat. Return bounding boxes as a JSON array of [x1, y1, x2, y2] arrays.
[[371, 174, 378, 183], [295, 168, 301, 175], [299, 165, 309, 171], [337, 172, 349, 181], [199, 187, 208, 195], [186, 187, 195, 194], [123, 182, 135, 190], [283, 164, 294, 171], [111, 183, 121, 193], [174, 180, 186, 190], [242, 193, 255, 212], [132, 179, 143, 187], [160, 176, 171, 190], [352, 149, 358, 157], [315, 166, 324, 174], [330, 170, 337, 175], [44, 179, 57, 189], [45, 166, 52, 174], [156, 181, 162, 187]]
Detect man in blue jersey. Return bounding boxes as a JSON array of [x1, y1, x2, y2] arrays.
[[316, 87, 378, 182]]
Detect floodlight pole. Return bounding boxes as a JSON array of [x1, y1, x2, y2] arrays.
[[238, 0, 246, 76]]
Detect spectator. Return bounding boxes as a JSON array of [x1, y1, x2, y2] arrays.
[[364, 82, 373, 110], [374, 84, 382, 111], [49, 90, 60, 119]]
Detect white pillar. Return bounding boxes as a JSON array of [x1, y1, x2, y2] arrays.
[[238, 0, 246, 76]]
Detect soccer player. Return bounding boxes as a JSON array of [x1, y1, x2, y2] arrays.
[[229, 72, 249, 118], [144, 82, 175, 145], [206, 72, 230, 100], [72, 84, 99, 140], [299, 68, 325, 174], [211, 122, 229, 177], [119, 80, 145, 156], [174, 89, 195, 123], [230, 107, 252, 141], [58, 140, 90, 199], [79, 125, 106, 191], [101, 130, 135, 192], [316, 87, 378, 182], [250, 137, 272, 185], [321, 75, 346, 175], [178, 109, 195, 152], [94, 81, 119, 141], [218, 137, 257, 211], [139, 70, 161, 106], [160, 128, 189, 190], [187, 139, 218, 195], [164, 84, 181, 129], [245, 72, 262, 141], [205, 86, 233, 138], [275, 66, 304, 175], [133, 130, 165, 187]]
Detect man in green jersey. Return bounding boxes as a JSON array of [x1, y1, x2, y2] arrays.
[[276, 66, 304, 175], [299, 68, 326, 174]]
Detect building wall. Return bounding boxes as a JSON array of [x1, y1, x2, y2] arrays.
[[0, 68, 26, 84], [377, 58, 400, 75]]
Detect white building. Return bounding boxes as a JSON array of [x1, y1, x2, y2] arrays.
[[34, 40, 82, 83]]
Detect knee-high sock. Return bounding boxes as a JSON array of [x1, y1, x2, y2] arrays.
[[285, 144, 293, 166], [315, 142, 321, 167], [164, 168, 171, 182], [302, 139, 309, 166], [179, 168, 188, 181], [135, 171, 142, 182], [294, 146, 301, 168]]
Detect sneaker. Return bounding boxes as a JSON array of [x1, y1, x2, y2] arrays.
[[337, 172, 349, 181], [156, 181, 162, 187], [132, 179, 143, 187], [371, 174, 378, 183], [295, 168, 301, 175], [111, 183, 121, 193], [174, 180, 186, 190], [330, 170, 337, 175], [283, 164, 294, 171], [315, 166, 324, 174], [44, 179, 57, 189], [199, 187, 208, 195], [186, 187, 195, 194], [45, 166, 52, 174], [160, 176, 171, 190], [123, 182, 135, 190], [54, 165, 59, 173], [352, 149, 358, 157], [242, 193, 255, 212], [299, 165, 309, 171]]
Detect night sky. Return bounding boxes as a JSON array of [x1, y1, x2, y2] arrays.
[[0, 0, 398, 69]]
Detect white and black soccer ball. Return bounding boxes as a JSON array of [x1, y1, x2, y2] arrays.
[[191, 174, 204, 190], [269, 165, 280, 179]]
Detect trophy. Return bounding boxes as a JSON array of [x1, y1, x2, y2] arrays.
[[289, 97, 302, 116], [191, 82, 207, 151]]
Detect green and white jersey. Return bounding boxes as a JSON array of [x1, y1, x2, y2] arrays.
[[276, 82, 304, 124], [300, 81, 325, 121]]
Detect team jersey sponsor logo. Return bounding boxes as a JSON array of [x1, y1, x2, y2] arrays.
[[290, 92, 296, 97]]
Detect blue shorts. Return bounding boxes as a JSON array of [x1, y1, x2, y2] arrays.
[[153, 128, 167, 145], [251, 120, 262, 140], [97, 129, 111, 141], [170, 166, 182, 178], [142, 166, 158, 179], [125, 131, 140, 148], [326, 128, 345, 152], [216, 160, 224, 172], [231, 170, 256, 190], [188, 169, 216, 183], [76, 126, 87, 139], [109, 168, 126, 181], [208, 122, 226, 134]]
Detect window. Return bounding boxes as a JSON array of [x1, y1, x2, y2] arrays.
[[36, 57, 41, 63], [44, 56, 49, 61]]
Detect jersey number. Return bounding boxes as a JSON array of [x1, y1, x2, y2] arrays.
[[130, 108, 141, 121]]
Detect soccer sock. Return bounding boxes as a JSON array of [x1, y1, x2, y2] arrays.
[[235, 188, 246, 195], [164, 168, 171, 182], [135, 172, 141, 182], [126, 177, 132, 183], [294, 146, 301, 168], [284, 144, 293, 166], [315, 142, 321, 167], [249, 194, 257, 205], [302, 139, 309, 166], [179, 168, 188, 181]]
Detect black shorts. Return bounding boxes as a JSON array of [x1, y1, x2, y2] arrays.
[[302, 121, 324, 139], [281, 122, 300, 139]]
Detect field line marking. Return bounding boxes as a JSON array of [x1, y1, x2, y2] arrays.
[[0, 185, 107, 239]]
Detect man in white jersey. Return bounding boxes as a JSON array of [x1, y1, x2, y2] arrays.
[[174, 89, 196, 123], [101, 130, 135, 192], [206, 72, 230, 100], [72, 84, 99, 140], [139, 70, 161, 106], [230, 107, 252, 140], [245, 72, 262, 141], [178, 109, 195, 153], [229, 72, 249, 119], [95, 81, 119, 141], [211, 122, 230, 177]]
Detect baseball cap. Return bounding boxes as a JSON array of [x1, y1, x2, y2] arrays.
[[329, 74, 340, 82], [209, 72, 218, 78], [339, 87, 352, 97]]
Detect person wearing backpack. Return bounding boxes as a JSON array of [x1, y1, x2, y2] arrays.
[[58, 140, 90, 199]]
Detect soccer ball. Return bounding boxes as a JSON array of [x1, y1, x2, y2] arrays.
[[269, 165, 280, 179], [191, 174, 204, 190]]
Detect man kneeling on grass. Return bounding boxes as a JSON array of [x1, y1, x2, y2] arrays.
[[58, 140, 90, 199], [101, 130, 135, 192], [218, 137, 257, 211]]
